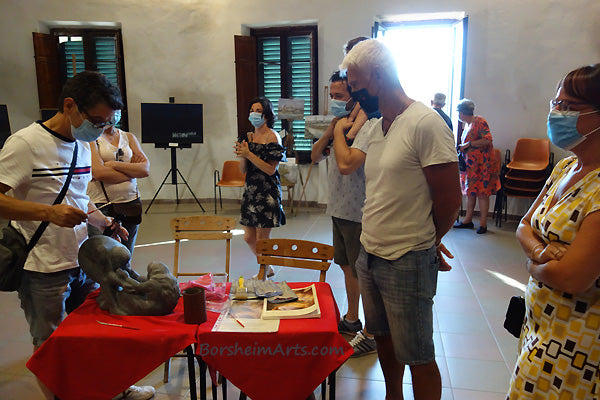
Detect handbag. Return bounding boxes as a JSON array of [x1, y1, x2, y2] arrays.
[[503, 295, 526, 338], [458, 152, 467, 172], [99, 182, 142, 225], [0, 143, 78, 292]]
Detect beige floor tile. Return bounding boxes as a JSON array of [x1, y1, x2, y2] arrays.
[[446, 358, 511, 393], [441, 332, 504, 361]]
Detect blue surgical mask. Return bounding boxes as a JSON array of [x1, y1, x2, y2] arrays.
[[330, 99, 350, 118], [351, 88, 379, 114], [547, 109, 600, 150], [109, 110, 121, 126], [248, 112, 266, 128], [70, 111, 104, 142]]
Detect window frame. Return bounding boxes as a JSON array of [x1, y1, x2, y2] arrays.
[[250, 25, 318, 158], [49, 28, 128, 130]]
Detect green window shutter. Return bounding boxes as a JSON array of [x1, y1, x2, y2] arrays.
[[62, 39, 85, 78], [258, 37, 282, 132], [288, 36, 312, 151], [94, 37, 119, 87]]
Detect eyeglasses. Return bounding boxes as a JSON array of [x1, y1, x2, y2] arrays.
[[550, 99, 587, 112], [116, 148, 124, 161]]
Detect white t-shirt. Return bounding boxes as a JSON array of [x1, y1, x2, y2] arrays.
[[0, 122, 92, 273], [326, 119, 375, 223], [87, 129, 138, 204], [361, 102, 457, 260]]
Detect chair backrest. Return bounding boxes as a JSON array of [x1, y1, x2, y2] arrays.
[[507, 138, 550, 171], [218, 160, 246, 186], [170, 215, 236, 279], [255, 239, 334, 282]]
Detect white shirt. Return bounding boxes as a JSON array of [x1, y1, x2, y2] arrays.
[[361, 102, 457, 260], [0, 122, 92, 273], [87, 129, 138, 204]]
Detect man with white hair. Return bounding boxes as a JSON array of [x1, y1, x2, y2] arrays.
[[431, 92, 453, 130], [340, 39, 461, 400]]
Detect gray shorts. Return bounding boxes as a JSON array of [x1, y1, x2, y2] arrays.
[[332, 217, 362, 276], [355, 245, 439, 365], [18, 268, 98, 346]]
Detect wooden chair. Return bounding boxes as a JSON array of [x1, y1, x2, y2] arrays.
[[237, 238, 335, 399], [164, 215, 235, 384], [280, 176, 296, 214], [214, 160, 246, 214], [256, 238, 334, 282]]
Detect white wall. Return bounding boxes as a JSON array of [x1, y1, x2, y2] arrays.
[[1, 0, 599, 213]]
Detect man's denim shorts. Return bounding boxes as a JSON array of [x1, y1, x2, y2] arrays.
[[18, 268, 98, 347], [355, 245, 439, 365]]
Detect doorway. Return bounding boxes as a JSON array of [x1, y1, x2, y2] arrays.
[[373, 12, 467, 134]]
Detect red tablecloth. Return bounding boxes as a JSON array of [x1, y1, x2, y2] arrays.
[[196, 282, 353, 400], [26, 282, 352, 400], [27, 290, 198, 400]]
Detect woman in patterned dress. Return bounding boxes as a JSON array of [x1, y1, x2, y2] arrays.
[[454, 99, 500, 234], [507, 64, 600, 400], [234, 97, 286, 280]]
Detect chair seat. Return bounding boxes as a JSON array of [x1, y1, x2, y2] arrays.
[[506, 160, 549, 171], [217, 180, 245, 187], [505, 168, 548, 182]]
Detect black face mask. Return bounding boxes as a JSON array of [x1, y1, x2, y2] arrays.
[[351, 88, 379, 114]]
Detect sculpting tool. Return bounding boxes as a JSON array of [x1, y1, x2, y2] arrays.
[[96, 320, 140, 330], [87, 202, 113, 214]]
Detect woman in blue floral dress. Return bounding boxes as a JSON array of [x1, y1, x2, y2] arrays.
[[235, 97, 286, 279]]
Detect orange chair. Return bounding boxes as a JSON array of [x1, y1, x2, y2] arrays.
[[506, 138, 550, 171], [213, 160, 246, 213]]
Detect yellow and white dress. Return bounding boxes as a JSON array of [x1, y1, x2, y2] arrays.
[[507, 156, 600, 400]]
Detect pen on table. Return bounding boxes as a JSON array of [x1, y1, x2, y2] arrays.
[[96, 320, 140, 330], [87, 202, 113, 214], [228, 311, 245, 328]]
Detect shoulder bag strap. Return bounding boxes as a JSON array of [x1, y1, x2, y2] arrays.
[[99, 182, 111, 203], [24, 142, 79, 252]]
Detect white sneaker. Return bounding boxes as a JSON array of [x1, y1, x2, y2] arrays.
[[112, 385, 155, 400]]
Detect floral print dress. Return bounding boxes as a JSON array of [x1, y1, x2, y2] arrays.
[[459, 116, 500, 196], [239, 136, 286, 228], [507, 156, 600, 400]]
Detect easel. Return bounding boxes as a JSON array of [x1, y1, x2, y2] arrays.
[[144, 145, 205, 213], [144, 97, 205, 214]]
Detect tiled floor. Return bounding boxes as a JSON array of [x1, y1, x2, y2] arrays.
[[0, 201, 530, 399]]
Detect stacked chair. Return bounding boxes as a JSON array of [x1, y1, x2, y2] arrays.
[[494, 138, 553, 227]]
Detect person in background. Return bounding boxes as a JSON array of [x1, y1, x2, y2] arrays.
[[88, 114, 150, 254], [507, 63, 600, 400], [341, 39, 461, 400], [431, 92, 453, 131], [234, 97, 286, 280], [0, 71, 154, 400], [453, 99, 500, 234], [311, 70, 376, 357]]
